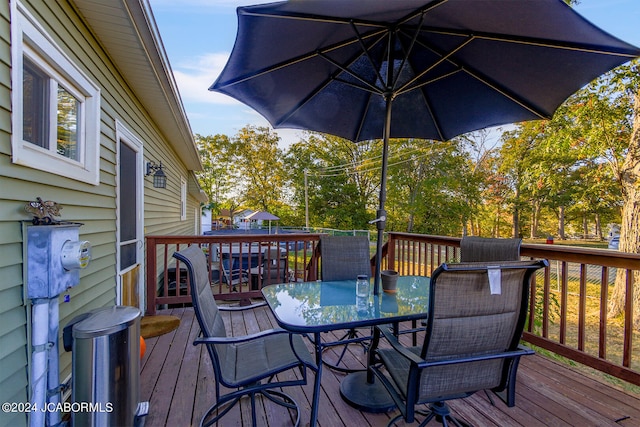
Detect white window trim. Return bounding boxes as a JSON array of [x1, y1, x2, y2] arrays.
[[180, 177, 187, 221], [11, 1, 101, 185]]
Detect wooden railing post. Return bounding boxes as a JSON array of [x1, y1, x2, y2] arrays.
[[145, 235, 157, 316], [388, 234, 396, 271]]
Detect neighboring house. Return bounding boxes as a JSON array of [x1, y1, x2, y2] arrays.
[[234, 209, 255, 229], [0, 1, 207, 425]]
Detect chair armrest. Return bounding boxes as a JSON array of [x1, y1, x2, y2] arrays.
[[218, 300, 267, 311], [376, 325, 424, 365], [194, 328, 291, 346], [195, 329, 317, 370], [416, 345, 534, 369]]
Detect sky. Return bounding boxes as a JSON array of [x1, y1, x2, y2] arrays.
[[148, 0, 640, 147]]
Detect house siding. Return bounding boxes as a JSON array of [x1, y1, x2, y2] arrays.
[[0, 1, 28, 425], [0, 1, 203, 426]]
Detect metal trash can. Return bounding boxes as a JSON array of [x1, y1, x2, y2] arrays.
[[65, 306, 148, 426]]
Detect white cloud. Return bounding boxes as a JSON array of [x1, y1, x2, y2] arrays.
[[171, 53, 242, 105]]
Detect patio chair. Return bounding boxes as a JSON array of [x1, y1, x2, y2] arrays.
[[251, 248, 289, 290], [460, 236, 522, 262], [368, 259, 547, 426], [172, 245, 316, 427], [458, 235, 524, 405], [219, 250, 248, 292], [319, 235, 372, 372]]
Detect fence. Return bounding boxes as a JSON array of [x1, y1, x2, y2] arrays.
[[145, 233, 322, 313], [145, 231, 640, 386]]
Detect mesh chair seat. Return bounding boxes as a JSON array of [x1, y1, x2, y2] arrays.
[[377, 345, 505, 403], [221, 331, 314, 385]]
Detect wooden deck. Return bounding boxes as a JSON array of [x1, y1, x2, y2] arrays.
[[140, 306, 640, 427]]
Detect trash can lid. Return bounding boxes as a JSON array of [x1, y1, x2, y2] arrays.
[[73, 306, 141, 338]]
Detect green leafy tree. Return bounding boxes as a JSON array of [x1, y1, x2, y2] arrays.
[[386, 138, 477, 236], [230, 125, 287, 215], [196, 133, 234, 214], [497, 126, 542, 238], [594, 61, 640, 324], [455, 129, 500, 236], [525, 113, 582, 240], [285, 133, 378, 230]]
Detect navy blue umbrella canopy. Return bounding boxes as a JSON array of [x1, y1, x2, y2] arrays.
[[212, 0, 639, 142], [211, 0, 640, 293]]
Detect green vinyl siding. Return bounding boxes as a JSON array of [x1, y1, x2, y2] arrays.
[[0, 0, 27, 424], [0, 1, 202, 424]]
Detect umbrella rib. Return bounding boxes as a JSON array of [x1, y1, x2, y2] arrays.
[[417, 26, 640, 58], [272, 77, 334, 128], [398, 68, 463, 95], [240, 5, 448, 33], [395, 33, 552, 119], [316, 50, 384, 96], [463, 68, 549, 119], [273, 32, 389, 129], [212, 28, 387, 89], [395, 34, 474, 96], [394, 0, 450, 28], [331, 76, 381, 95], [355, 93, 375, 142], [239, 8, 389, 30], [349, 20, 386, 93], [404, 70, 459, 141]]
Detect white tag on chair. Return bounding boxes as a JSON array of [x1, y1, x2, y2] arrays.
[[487, 266, 501, 295]]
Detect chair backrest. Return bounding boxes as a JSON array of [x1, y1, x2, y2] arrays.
[[319, 235, 371, 281], [419, 260, 544, 400], [261, 248, 288, 285], [459, 236, 522, 262], [219, 250, 243, 285], [172, 246, 228, 360]]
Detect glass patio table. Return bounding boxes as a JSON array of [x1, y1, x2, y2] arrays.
[[262, 276, 430, 426]]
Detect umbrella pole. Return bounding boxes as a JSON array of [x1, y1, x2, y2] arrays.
[[373, 93, 393, 295]]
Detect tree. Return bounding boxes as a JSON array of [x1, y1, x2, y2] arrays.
[[497, 126, 543, 238], [285, 133, 379, 230], [604, 61, 640, 326], [196, 133, 234, 213], [230, 125, 287, 214], [386, 138, 478, 236], [455, 129, 500, 236]]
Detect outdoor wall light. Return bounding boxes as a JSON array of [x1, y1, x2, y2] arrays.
[[146, 161, 167, 189]]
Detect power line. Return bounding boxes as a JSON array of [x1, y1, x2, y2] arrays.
[[312, 149, 435, 177], [311, 146, 429, 176]]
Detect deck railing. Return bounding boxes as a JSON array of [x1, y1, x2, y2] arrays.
[[145, 233, 322, 314], [145, 231, 639, 386], [386, 232, 640, 387]]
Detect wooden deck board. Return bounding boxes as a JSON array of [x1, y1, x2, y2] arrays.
[[140, 306, 640, 427]]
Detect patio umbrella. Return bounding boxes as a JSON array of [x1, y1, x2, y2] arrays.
[[210, 0, 640, 295]]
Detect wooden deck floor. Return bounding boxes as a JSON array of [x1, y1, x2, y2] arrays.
[[140, 306, 640, 427]]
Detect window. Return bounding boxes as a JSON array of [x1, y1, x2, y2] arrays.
[[11, 2, 100, 184]]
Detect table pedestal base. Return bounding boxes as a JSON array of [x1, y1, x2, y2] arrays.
[[339, 371, 396, 413]]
